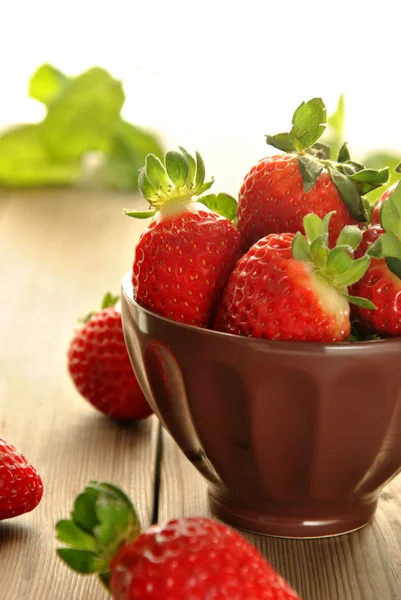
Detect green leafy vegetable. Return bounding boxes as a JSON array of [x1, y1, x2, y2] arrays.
[[0, 64, 164, 191], [0, 124, 80, 186], [29, 63, 68, 106]]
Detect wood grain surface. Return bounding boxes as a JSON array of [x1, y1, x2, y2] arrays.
[[158, 430, 401, 600], [1, 189, 400, 600], [0, 189, 156, 600]]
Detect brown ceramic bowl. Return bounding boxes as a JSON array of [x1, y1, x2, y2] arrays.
[[121, 273, 401, 538]]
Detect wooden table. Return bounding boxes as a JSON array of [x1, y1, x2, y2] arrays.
[[0, 189, 400, 600]]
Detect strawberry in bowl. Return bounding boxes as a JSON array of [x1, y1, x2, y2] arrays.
[[125, 147, 242, 328], [237, 98, 389, 249], [119, 127, 401, 539], [351, 181, 401, 337], [214, 213, 374, 341]]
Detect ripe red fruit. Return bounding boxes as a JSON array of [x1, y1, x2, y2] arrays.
[[350, 226, 401, 336], [237, 154, 358, 249], [371, 182, 398, 225], [0, 437, 43, 520], [67, 293, 152, 421], [126, 148, 242, 328], [237, 98, 388, 250], [215, 214, 373, 342], [56, 482, 300, 600], [110, 518, 299, 600]]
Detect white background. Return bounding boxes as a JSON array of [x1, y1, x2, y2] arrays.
[[0, 0, 399, 195]]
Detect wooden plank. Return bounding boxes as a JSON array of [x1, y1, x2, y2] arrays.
[[158, 429, 401, 600], [0, 189, 158, 600]]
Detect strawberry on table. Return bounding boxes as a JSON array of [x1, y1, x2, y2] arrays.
[[56, 481, 300, 599], [215, 213, 374, 342], [126, 147, 242, 328], [67, 293, 152, 421], [237, 98, 389, 249], [351, 181, 401, 337], [0, 437, 43, 520]]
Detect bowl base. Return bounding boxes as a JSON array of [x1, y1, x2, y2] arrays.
[[208, 490, 378, 539]]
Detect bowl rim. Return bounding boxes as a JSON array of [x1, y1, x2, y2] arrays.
[[121, 272, 401, 354]]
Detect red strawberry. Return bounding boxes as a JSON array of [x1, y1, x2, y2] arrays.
[[351, 181, 401, 337], [126, 148, 242, 328], [67, 293, 152, 421], [56, 481, 300, 600], [0, 437, 43, 520], [215, 213, 373, 342], [237, 98, 389, 250], [371, 182, 398, 225], [238, 154, 358, 248]]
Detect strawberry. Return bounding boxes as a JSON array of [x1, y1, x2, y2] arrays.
[[56, 481, 300, 599], [0, 437, 43, 520], [237, 98, 389, 250], [67, 293, 152, 421], [351, 181, 401, 337], [125, 147, 242, 328], [215, 213, 374, 342]]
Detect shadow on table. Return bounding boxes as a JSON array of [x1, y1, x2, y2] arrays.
[[0, 521, 32, 551]]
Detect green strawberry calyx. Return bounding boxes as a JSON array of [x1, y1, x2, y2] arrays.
[[124, 147, 237, 222], [265, 98, 389, 223], [292, 213, 375, 309], [56, 481, 140, 590], [79, 292, 119, 324], [365, 180, 401, 279]]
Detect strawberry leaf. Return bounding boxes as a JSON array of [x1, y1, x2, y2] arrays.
[[165, 151, 188, 188], [332, 256, 370, 288], [56, 520, 98, 553], [336, 225, 362, 249], [94, 497, 132, 546], [386, 257, 401, 279], [348, 167, 389, 195], [310, 234, 328, 270], [291, 98, 327, 151], [57, 549, 106, 574], [298, 156, 324, 193], [72, 493, 99, 534], [265, 132, 296, 152], [101, 292, 119, 310], [326, 246, 353, 276], [194, 151, 206, 193], [178, 146, 196, 186], [337, 142, 351, 163], [145, 154, 171, 193], [199, 193, 237, 221], [138, 168, 159, 201], [305, 141, 331, 160], [367, 231, 401, 259], [328, 167, 367, 222], [322, 211, 335, 234], [380, 181, 401, 236], [124, 209, 157, 219], [342, 294, 376, 310], [292, 232, 312, 262], [195, 180, 215, 196], [303, 213, 325, 242]]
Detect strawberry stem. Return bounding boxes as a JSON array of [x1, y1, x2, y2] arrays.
[[56, 481, 141, 590], [292, 213, 375, 309]]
